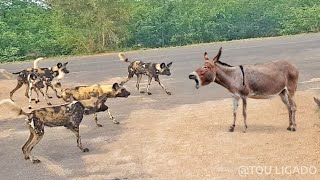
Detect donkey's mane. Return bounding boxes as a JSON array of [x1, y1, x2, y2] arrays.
[[217, 61, 234, 67]]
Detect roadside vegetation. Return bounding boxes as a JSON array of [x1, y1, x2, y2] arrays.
[[1, 0, 319, 62]]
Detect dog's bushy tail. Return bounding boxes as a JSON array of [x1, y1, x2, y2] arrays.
[[314, 97, 320, 107], [33, 57, 45, 69], [0, 99, 28, 117], [118, 53, 130, 63], [0, 69, 14, 79]]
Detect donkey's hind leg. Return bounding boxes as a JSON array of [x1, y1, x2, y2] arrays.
[[279, 90, 296, 131], [241, 97, 248, 133], [229, 95, 240, 132]]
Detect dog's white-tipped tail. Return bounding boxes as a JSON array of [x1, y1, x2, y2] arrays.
[[0, 99, 27, 118], [314, 97, 320, 107], [118, 53, 130, 63], [33, 57, 45, 69], [0, 69, 14, 79]]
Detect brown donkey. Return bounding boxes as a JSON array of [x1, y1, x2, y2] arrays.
[[189, 47, 299, 132]]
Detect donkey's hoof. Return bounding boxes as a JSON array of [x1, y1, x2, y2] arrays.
[[83, 148, 89, 152], [166, 92, 172, 95], [32, 159, 41, 164], [148, 92, 152, 95], [97, 124, 103, 127]]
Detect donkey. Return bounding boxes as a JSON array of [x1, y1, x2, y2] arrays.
[[189, 47, 299, 132]]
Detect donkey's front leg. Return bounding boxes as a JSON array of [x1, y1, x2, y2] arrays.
[[229, 95, 240, 132], [242, 97, 248, 133]]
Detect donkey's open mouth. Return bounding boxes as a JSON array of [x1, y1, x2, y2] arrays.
[[189, 72, 200, 89]]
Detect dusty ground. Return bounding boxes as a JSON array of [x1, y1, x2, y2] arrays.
[[0, 33, 320, 179]]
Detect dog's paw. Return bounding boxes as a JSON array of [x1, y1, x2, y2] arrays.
[[97, 124, 103, 127], [35, 100, 40, 104], [83, 148, 89, 152], [140, 91, 145, 94], [28, 107, 32, 109], [148, 92, 152, 95], [24, 156, 30, 160], [166, 92, 172, 95], [32, 159, 41, 164], [113, 120, 120, 124], [47, 102, 52, 105]]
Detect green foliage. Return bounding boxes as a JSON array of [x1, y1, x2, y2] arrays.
[[0, 0, 320, 62]]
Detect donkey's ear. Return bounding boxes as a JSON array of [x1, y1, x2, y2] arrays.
[[213, 47, 222, 62], [204, 52, 209, 61]]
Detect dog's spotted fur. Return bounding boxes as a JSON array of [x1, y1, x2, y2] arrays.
[[0, 94, 107, 164], [10, 60, 70, 108], [60, 83, 130, 126], [119, 53, 173, 95]]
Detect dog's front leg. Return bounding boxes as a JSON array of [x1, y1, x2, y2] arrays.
[[45, 82, 53, 99], [93, 113, 103, 127], [38, 88, 52, 106], [69, 126, 89, 152], [155, 76, 171, 95], [28, 84, 33, 109], [107, 108, 119, 124]]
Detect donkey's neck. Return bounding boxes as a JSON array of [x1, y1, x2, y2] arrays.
[[214, 64, 240, 92]]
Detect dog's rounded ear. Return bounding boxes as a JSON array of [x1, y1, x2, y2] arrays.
[[160, 63, 166, 69], [57, 62, 62, 68], [30, 73, 37, 80], [112, 83, 120, 90], [63, 62, 68, 67], [167, 62, 173, 68]]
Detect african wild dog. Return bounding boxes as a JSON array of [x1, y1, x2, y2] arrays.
[[9, 58, 69, 104], [119, 53, 173, 95], [60, 83, 131, 126], [0, 93, 108, 164]]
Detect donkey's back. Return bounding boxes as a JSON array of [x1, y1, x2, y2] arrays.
[[245, 60, 299, 98]]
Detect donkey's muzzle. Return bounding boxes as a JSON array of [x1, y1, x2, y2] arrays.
[[189, 72, 200, 89]]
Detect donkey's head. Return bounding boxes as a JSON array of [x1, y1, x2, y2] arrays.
[[189, 47, 222, 89]]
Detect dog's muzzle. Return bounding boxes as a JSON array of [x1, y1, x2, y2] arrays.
[[189, 72, 200, 89]]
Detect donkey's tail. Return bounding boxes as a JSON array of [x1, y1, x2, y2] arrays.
[[0, 99, 28, 116], [314, 97, 320, 107], [33, 57, 45, 69], [118, 53, 130, 63], [0, 69, 14, 79]]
